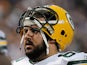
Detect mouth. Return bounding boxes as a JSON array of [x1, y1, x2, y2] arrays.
[[26, 39, 33, 45], [25, 39, 34, 52]]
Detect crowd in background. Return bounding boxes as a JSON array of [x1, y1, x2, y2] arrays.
[[0, 0, 87, 60]]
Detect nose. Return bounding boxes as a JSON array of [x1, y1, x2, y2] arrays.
[[24, 29, 34, 39]]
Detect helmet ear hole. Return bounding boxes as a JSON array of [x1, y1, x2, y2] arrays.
[[61, 30, 65, 35]]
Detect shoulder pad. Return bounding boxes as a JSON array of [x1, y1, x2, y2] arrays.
[[58, 51, 87, 65]]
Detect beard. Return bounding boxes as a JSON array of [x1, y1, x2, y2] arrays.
[[25, 40, 46, 62]]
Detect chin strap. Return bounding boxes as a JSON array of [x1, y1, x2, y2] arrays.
[[40, 31, 49, 55], [20, 35, 24, 50]]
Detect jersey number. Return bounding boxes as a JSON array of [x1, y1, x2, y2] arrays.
[[60, 52, 76, 57]]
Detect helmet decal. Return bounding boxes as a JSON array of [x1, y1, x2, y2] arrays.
[[66, 13, 74, 30]]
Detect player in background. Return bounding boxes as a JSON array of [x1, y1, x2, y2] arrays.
[[0, 30, 8, 56], [0, 30, 12, 65], [12, 5, 87, 65]]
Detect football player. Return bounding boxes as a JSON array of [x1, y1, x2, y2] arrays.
[[12, 5, 87, 65]]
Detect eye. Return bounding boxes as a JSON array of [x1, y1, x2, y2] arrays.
[[30, 27, 40, 34], [23, 28, 28, 34]]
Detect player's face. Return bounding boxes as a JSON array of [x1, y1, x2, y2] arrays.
[[23, 25, 46, 61]]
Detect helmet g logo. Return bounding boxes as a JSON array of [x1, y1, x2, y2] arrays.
[[66, 13, 74, 30]]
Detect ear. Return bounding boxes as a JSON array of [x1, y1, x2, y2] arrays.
[[48, 40, 56, 44]]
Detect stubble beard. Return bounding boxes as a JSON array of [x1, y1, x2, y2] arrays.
[[25, 40, 46, 62]]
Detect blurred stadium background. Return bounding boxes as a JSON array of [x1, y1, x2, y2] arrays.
[[0, 0, 87, 60]]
